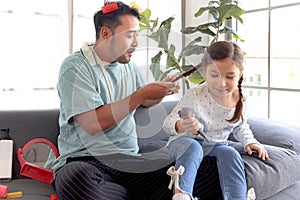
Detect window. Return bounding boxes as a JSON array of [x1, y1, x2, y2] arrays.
[[237, 0, 300, 126], [0, 0, 182, 110], [0, 0, 67, 110], [4, 1, 298, 126]]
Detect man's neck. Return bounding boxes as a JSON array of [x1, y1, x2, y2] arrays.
[[93, 41, 114, 64]]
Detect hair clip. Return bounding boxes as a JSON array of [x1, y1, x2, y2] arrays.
[[102, 1, 118, 14]]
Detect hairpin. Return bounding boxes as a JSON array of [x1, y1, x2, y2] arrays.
[[102, 1, 118, 14]]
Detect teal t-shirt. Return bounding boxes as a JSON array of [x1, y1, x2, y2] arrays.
[[47, 43, 146, 174]]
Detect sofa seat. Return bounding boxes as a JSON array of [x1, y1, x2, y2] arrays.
[[3, 179, 55, 200], [1, 101, 300, 200]]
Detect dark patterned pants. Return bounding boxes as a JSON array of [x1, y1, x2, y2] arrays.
[[54, 155, 222, 200]]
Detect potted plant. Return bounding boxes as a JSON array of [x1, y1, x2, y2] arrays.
[[139, 0, 244, 88]]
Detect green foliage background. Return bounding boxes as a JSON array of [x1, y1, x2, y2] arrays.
[[139, 0, 244, 88]]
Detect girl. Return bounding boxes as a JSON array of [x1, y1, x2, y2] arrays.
[[163, 41, 268, 200]]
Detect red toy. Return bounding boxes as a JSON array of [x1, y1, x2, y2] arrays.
[[0, 184, 8, 198], [50, 193, 59, 200], [17, 138, 59, 184]]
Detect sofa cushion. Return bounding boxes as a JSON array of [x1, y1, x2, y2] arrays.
[[229, 141, 300, 199], [265, 180, 300, 200], [1, 178, 56, 200], [0, 128, 10, 139], [135, 102, 176, 149], [248, 117, 300, 153]]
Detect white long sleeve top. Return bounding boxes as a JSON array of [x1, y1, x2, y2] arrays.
[[163, 83, 259, 149]]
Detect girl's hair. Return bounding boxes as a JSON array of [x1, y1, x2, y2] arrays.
[[202, 41, 245, 123], [93, 1, 140, 39]]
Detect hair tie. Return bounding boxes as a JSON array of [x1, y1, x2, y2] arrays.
[[102, 1, 118, 14]]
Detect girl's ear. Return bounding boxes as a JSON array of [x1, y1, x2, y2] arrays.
[[100, 26, 112, 39], [239, 69, 244, 78]]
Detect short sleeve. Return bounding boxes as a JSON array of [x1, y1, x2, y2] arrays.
[[57, 54, 103, 122]]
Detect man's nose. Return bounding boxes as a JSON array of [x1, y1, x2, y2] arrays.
[[132, 36, 138, 47]]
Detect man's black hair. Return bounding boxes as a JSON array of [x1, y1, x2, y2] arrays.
[[93, 1, 140, 39]]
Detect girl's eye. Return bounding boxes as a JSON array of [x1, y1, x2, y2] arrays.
[[210, 73, 218, 78], [227, 75, 238, 79]]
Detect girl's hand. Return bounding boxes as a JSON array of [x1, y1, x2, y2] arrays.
[[245, 143, 269, 161], [176, 114, 203, 135]]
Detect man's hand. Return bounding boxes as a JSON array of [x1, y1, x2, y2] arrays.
[[136, 75, 180, 107], [246, 143, 269, 161], [162, 75, 180, 95], [139, 81, 179, 100]]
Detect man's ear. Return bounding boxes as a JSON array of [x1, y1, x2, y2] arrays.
[[100, 26, 112, 39]]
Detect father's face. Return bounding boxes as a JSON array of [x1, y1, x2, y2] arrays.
[[110, 15, 140, 63]]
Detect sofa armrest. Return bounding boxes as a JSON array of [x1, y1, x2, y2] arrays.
[[248, 117, 300, 153]]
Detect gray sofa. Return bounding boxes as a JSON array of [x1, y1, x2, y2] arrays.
[[0, 101, 300, 200]]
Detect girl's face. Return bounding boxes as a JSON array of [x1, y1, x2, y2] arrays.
[[205, 58, 243, 98]]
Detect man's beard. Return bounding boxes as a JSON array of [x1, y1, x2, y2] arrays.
[[116, 54, 130, 64], [111, 47, 135, 64]]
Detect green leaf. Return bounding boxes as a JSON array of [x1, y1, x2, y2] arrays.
[[143, 8, 152, 20], [219, 26, 244, 42], [209, 9, 220, 21], [139, 9, 152, 31], [181, 64, 195, 71], [218, 5, 244, 23], [181, 22, 217, 36], [150, 51, 163, 81], [157, 27, 171, 50], [147, 17, 175, 50], [148, 31, 159, 43], [188, 73, 205, 84], [181, 45, 205, 57], [166, 44, 180, 69], [198, 27, 216, 37], [232, 32, 245, 42], [151, 18, 159, 31], [159, 67, 175, 81], [182, 36, 203, 50], [209, 1, 221, 6], [159, 17, 175, 29], [194, 6, 211, 17], [181, 26, 198, 34]]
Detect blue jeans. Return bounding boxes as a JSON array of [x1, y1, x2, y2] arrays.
[[168, 137, 247, 200]]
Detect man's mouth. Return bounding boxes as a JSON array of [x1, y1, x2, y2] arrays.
[[126, 48, 136, 54]]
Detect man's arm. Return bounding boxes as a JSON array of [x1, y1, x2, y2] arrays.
[[75, 81, 179, 135]]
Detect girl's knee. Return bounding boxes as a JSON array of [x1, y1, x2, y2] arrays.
[[218, 146, 243, 163], [169, 138, 203, 159], [224, 146, 241, 156]]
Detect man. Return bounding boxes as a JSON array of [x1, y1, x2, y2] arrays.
[[46, 1, 180, 199]]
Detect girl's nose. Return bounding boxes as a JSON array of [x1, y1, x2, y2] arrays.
[[218, 77, 227, 86]]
